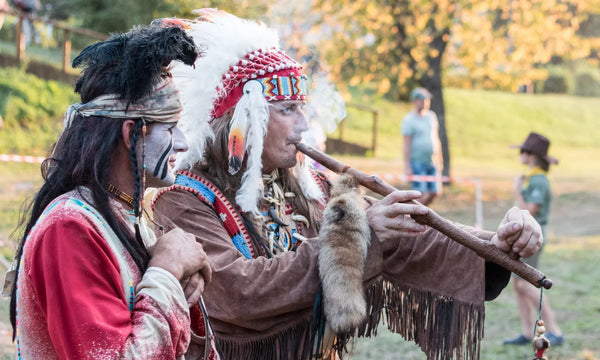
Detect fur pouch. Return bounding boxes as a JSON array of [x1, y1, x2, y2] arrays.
[[318, 174, 371, 333]]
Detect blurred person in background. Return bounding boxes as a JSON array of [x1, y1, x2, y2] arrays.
[[401, 87, 443, 206], [503, 132, 564, 346]]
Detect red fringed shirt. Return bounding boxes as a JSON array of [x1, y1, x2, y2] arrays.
[[16, 189, 190, 359]]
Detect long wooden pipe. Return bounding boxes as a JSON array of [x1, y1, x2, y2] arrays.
[[296, 143, 553, 289]]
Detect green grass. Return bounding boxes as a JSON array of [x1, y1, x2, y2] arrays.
[[0, 67, 76, 154], [0, 163, 41, 260], [323, 87, 600, 359]]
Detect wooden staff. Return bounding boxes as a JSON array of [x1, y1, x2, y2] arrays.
[[296, 143, 553, 289]]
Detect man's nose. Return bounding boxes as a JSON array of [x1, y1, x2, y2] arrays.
[[173, 127, 189, 152], [296, 112, 309, 133]]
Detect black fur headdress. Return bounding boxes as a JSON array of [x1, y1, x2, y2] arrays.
[[72, 24, 198, 104]]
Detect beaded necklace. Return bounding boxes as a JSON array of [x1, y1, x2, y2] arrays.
[[108, 184, 135, 209], [260, 170, 310, 256]]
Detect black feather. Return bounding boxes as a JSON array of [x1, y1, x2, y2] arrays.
[[72, 25, 198, 104]]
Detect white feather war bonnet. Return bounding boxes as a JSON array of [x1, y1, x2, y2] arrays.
[[154, 10, 324, 214]]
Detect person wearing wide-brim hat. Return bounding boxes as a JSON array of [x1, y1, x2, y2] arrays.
[[511, 132, 559, 168], [503, 131, 564, 346]]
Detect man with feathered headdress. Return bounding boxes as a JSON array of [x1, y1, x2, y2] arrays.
[[9, 23, 212, 359], [151, 10, 543, 360]]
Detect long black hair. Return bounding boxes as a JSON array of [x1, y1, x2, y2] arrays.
[[10, 23, 198, 337]]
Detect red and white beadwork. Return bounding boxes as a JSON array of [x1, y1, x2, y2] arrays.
[[212, 48, 307, 118]]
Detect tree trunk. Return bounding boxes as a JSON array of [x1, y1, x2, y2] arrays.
[[420, 27, 451, 179], [423, 78, 450, 179]]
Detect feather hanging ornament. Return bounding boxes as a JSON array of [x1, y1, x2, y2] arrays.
[[227, 110, 248, 174], [230, 80, 270, 214], [227, 80, 264, 175]]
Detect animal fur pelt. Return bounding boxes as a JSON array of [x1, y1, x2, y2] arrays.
[[318, 174, 371, 333]]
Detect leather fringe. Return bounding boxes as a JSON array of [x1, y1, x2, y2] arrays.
[[381, 279, 485, 360], [336, 279, 484, 360], [215, 278, 484, 360], [216, 319, 313, 360]]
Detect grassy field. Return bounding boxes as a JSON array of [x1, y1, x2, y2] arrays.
[[0, 82, 598, 359]]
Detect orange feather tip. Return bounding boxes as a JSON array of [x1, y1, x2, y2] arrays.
[[228, 128, 245, 174]]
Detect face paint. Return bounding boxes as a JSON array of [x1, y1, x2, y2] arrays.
[[153, 128, 173, 180], [141, 122, 188, 188]]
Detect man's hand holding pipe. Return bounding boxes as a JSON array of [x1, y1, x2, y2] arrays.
[[365, 190, 430, 241], [491, 207, 543, 258], [367, 192, 542, 258]]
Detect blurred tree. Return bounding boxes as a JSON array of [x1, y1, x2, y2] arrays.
[[310, 0, 600, 177], [37, 0, 71, 20], [35, 0, 269, 33], [159, 0, 269, 20]]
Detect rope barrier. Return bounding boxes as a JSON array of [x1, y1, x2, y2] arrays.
[[0, 153, 484, 227], [372, 173, 478, 184], [0, 154, 45, 164]]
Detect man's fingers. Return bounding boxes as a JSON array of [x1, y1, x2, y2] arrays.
[[184, 274, 205, 307], [182, 277, 193, 300], [395, 230, 425, 238], [383, 202, 429, 219], [493, 236, 512, 252], [181, 276, 191, 291], [199, 261, 212, 285], [512, 221, 542, 258], [380, 190, 423, 206], [187, 286, 203, 307], [519, 232, 540, 258], [383, 215, 427, 233], [498, 221, 522, 247]]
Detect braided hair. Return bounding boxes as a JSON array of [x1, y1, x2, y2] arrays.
[[10, 23, 198, 337], [129, 119, 147, 248]]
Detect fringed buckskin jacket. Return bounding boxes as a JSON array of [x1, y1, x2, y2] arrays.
[[151, 169, 510, 360]]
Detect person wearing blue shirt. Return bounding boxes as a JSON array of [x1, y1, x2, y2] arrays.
[[401, 87, 443, 205]]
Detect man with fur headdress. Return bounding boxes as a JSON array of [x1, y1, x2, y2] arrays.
[[9, 23, 212, 359], [151, 10, 543, 360]]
